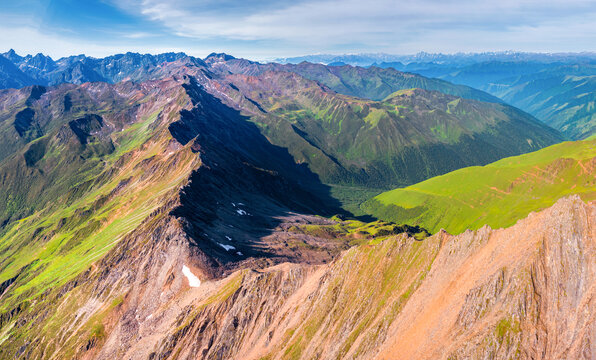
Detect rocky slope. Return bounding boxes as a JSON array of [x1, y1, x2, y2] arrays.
[[378, 195, 595, 359], [0, 190, 592, 359]]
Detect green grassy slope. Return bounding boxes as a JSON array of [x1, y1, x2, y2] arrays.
[[363, 138, 596, 234], [0, 80, 199, 311]]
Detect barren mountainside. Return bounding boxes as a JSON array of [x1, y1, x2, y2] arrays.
[[1, 190, 593, 359]]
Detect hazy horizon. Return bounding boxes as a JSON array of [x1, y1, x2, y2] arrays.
[[1, 0, 595, 61], [4, 48, 596, 64]]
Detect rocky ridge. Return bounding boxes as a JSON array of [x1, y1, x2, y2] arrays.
[[0, 192, 592, 359]]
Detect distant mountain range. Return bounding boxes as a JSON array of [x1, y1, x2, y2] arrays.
[[274, 51, 596, 67], [372, 58, 596, 140], [3, 50, 595, 141], [484, 65, 596, 140], [0, 49, 190, 88], [268, 52, 596, 139]]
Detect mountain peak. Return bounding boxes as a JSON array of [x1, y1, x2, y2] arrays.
[[204, 52, 236, 62], [2, 48, 23, 63]]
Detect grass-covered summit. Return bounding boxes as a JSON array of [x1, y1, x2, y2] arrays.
[[363, 137, 596, 234]]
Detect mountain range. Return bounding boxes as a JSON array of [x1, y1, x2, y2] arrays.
[[272, 51, 596, 140], [274, 51, 596, 67], [0, 50, 594, 359], [376, 60, 596, 140]]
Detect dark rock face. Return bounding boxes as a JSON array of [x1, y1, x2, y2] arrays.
[[14, 108, 36, 137], [167, 80, 346, 273], [68, 114, 105, 144]]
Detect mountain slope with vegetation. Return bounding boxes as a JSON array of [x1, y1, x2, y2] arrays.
[[0, 73, 350, 324], [0, 78, 202, 312], [205, 54, 502, 103], [394, 60, 596, 140], [213, 71, 562, 189], [0, 51, 567, 210], [485, 65, 596, 139], [0, 51, 592, 360], [363, 137, 596, 234]]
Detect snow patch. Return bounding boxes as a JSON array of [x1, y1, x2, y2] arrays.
[[182, 265, 201, 287], [225, 236, 232, 241], [236, 251, 243, 256], [218, 242, 236, 251], [236, 209, 247, 215]]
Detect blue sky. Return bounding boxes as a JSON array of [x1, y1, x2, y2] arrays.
[[1, 0, 595, 60]]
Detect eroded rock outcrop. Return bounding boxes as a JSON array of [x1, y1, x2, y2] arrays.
[[379, 195, 595, 360]]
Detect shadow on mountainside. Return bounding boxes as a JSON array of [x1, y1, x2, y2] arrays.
[[168, 76, 356, 274]]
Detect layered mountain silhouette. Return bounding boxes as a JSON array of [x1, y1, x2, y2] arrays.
[[374, 59, 596, 140]]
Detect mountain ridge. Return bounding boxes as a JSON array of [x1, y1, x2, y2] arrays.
[[0, 192, 592, 359], [363, 137, 596, 234]]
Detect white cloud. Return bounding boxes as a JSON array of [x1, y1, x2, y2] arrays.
[[109, 0, 596, 55], [0, 23, 188, 58], [2, 0, 595, 59], [121, 32, 155, 39]]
